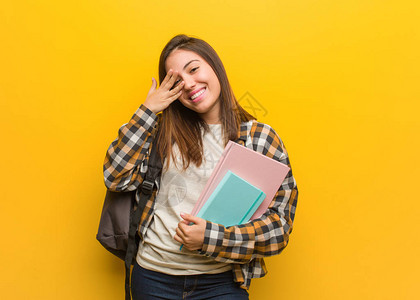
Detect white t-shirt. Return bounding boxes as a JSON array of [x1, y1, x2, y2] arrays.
[[136, 124, 232, 275]]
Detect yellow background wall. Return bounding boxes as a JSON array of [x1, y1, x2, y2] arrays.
[[1, 0, 419, 299]]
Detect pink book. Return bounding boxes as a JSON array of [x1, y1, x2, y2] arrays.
[[191, 140, 290, 220]]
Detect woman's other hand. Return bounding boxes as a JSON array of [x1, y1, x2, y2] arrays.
[[143, 69, 184, 114], [174, 213, 206, 251]]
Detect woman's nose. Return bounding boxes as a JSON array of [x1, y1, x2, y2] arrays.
[[183, 77, 196, 90]]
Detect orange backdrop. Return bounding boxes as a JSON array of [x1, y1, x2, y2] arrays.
[[1, 0, 419, 299]]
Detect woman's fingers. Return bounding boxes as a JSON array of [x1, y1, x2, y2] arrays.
[[175, 227, 186, 243], [146, 78, 157, 97], [159, 69, 174, 88], [163, 70, 180, 91], [177, 222, 188, 236], [143, 69, 184, 114], [169, 81, 184, 99], [160, 69, 178, 91], [154, 69, 183, 96], [173, 233, 183, 245]]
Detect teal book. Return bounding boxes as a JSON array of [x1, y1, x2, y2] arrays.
[[196, 170, 266, 227]]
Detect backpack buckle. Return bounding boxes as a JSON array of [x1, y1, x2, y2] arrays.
[[141, 180, 154, 195]]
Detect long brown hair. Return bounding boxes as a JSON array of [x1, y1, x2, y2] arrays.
[[156, 34, 255, 170]]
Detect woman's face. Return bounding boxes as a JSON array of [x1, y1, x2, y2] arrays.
[[165, 49, 222, 124]]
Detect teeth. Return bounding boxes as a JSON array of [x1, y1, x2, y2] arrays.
[[191, 89, 205, 100]]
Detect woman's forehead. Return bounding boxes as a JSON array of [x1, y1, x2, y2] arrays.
[[165, 49, 203, 71]]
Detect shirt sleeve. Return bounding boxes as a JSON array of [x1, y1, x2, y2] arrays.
[[198, 123, 298, 264], [103, 104, 159, 192]]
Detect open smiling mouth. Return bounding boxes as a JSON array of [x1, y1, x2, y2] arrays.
[[190, 88, 206, 102]]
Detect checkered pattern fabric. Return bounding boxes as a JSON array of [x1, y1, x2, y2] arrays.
[[103, 104, 299, 290]]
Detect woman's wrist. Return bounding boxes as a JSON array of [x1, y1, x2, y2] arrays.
[[142, 102, 158, 114]]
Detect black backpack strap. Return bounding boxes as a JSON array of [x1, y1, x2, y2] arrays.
[[124, 128, 163, 300]]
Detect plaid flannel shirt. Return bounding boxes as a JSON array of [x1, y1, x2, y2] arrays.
[[103, 104, 298, 289]]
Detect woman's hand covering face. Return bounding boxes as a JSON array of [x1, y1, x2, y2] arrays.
[[143, 69, 184, 114]]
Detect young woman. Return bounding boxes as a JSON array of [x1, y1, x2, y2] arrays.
[[103, 34, 298, 300]]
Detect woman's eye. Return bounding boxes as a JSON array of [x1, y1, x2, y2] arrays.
[[171, 80, 181, 90], [191, 67, 199, 72]]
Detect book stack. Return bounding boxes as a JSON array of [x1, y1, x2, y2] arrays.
[[192, 141, 290, 227]]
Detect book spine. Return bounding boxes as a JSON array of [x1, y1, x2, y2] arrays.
[[192, 142, 233, 216], [239, 192, 265, 224]]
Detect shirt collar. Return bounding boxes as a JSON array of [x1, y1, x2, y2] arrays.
[[234, 122, 249, 145]]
